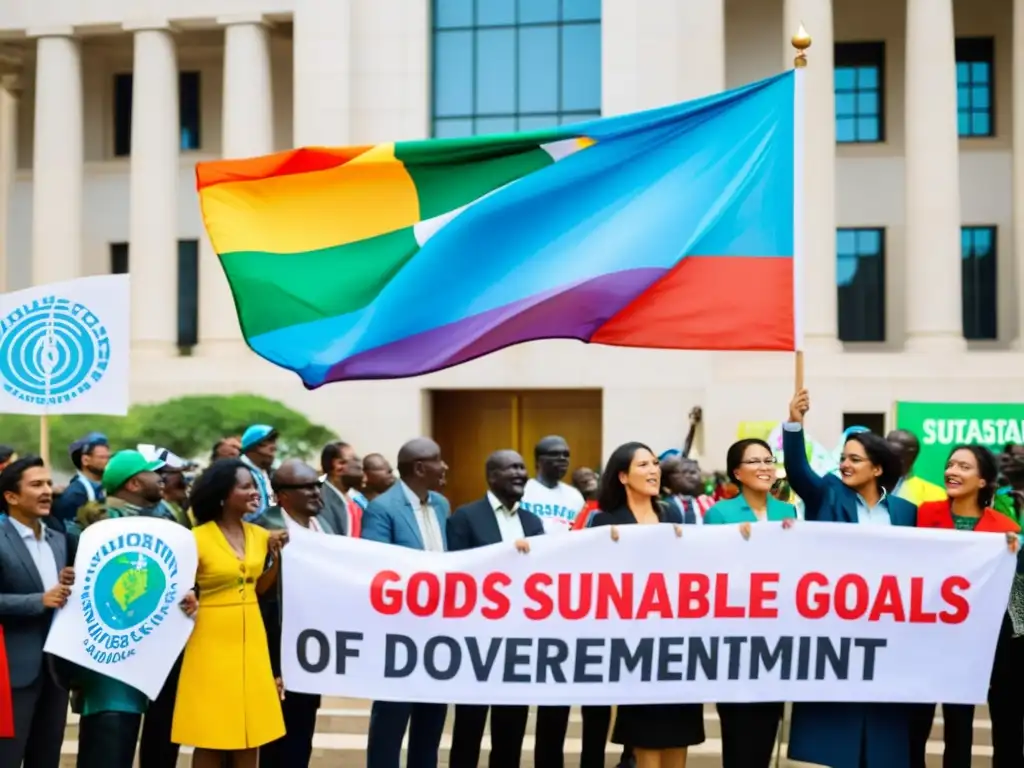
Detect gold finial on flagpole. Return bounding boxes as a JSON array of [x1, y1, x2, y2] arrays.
[[792, 24, 812, 68]]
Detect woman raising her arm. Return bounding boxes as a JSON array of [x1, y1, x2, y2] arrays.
[[171, 459, 288, 768], [782, 389, 916, 768]]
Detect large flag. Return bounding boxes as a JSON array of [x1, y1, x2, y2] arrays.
[[198, 71, 801, 388], [0, 275, 130, 415]]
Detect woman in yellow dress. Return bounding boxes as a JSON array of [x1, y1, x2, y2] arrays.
[[172, 458, 288, 767]]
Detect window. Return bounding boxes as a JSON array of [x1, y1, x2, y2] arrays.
[[834, 42, 884, 143], [113, 71, 202, 157], [177, 240, 199, 349], [107, 240, 201, 349], [961, 226, 997, 340], [432, 0, 601, 138], [843, 412, 886, 436], [836, 228, 885, 342], [956, 38, 994, 137]]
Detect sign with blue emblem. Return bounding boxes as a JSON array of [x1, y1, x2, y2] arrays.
[[45, 516, 198, 698], [0, 275, 129, 414]]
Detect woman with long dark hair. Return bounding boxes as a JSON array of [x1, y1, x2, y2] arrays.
[[171, 459, 288, 767], [586, 442, 703, 768], [705, 438, 795, 767], [913, 445, 1019, 768], [783, 389, 917, 768]]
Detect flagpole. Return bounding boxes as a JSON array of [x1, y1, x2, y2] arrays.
[[791, 25, 811, 393], [39, 415, 49, 467]]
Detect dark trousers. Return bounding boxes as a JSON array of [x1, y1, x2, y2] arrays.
[[0, 672, 68, 768], [580, 706, 612, 768], [77, 711, 142, 768], [366, 700, 447, 768], [449, 704, 528, 768], [990, 613, 1024, 768], [717, 702, 783, 768], [260, 691, 321, 768], [908, 703, 974, 768], [535, 706, 570, 768], [138, 654, 182, 768]]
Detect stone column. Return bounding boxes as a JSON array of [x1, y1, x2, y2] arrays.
[[29, 29, 83, 285], [0, 73, 19, 293], [1014, 0, 1024, 346], [904, 0, 964, 351], [125, 21, 179, 355], [292, 0, 351, 146], [197, 15, 274, 354], [676, 2, 725, 101], [782, 0, 839, 349]]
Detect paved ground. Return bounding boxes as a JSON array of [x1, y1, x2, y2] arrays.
[[55, 699, 995, 767]]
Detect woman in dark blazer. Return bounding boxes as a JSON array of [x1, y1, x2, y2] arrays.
[[588, 442, 701, 768], [782, 389, 917, 768]]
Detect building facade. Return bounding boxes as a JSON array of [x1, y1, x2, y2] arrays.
[[0, 0, 1021, 486]]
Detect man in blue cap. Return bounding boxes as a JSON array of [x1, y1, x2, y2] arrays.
[[51, 432, 111, 529], [240, 424, 278, 519]]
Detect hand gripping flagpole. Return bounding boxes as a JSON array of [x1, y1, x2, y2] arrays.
[[791, 25, 810, 394]]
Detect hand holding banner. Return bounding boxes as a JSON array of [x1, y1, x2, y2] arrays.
[[45, 517, 198, 699], [282, 523, 1014, 705]]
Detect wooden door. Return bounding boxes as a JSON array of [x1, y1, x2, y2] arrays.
[[431, 389, 603, 510], [518, 390, 603, 480]]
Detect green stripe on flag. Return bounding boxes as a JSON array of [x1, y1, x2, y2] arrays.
[[221, 226, 420, 338]]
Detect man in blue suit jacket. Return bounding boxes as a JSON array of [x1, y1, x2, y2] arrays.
[[783, 389, 917, 768], [361, 437, 451, 768], [446, 450, 544, 768]]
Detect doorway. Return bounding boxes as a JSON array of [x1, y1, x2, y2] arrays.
[[431, 389, 603, 510]]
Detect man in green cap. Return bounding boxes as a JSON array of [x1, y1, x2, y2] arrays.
[[69, 450, 192, 768]]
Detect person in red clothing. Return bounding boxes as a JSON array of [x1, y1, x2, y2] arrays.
[[912, 444, 1019, 768], [570, 467, 599, 530], [0, 627, 12, 739]]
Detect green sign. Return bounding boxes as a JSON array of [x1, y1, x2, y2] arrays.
[[895, 402, 1024, 485]]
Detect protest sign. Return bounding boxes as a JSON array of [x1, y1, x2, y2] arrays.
[[45, 517, 198, 699], [281, 522, 1014, 705], [896, 402, 1024, 485]]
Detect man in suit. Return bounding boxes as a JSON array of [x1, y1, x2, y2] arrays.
[[0, 455, 74, 767], [256, 459, 330, 768], [447, 450, 543, 768], [361, 437, 450, 768]]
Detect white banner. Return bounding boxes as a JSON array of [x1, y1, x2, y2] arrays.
[[282, 522, 1015, 705], [45, 517, 198, 699], [0, 274, 130, 415]]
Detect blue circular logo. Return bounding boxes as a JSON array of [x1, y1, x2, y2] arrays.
[[0, 297, 110, 404], [94, 553, 167, 631]]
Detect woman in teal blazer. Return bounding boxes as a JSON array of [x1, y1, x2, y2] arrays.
[[705, 438, 795, 767]]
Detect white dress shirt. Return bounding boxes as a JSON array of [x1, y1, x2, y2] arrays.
[[284, 510, 324, 533], [401, 481, 445, 552], [487, 491, 525, 542], [8, 517, 59, 589]]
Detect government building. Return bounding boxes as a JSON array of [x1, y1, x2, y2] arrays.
[[0, 0, 1017, 502]]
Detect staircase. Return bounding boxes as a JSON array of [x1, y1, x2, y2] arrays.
[[55, 699, 996, 767]]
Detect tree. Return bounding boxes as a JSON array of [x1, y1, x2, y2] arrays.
[[0, 395, 336, 472]]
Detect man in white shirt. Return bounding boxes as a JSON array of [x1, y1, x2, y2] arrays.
[[361, 438, 451, 768], [0, 455, 74, 768], [520, 435, 586, 533], [447, 449, 546, 768]]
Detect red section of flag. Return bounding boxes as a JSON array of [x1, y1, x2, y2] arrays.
[[0, 627, 14, 738], [592, 256, 795, 352]]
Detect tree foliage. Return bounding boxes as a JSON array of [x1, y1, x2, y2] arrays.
[[0, 394, 336, 472]]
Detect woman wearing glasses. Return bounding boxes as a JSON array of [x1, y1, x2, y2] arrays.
[[705, 438, 795, 767]]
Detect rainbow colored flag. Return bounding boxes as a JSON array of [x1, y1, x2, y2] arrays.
[[197, 71, 801, 388]]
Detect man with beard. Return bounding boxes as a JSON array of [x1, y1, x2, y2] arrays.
[[362, 437, 450, 768], [257, 459, 330, 767], [447, 450, 543, 768]]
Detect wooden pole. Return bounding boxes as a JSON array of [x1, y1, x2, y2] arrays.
[[792, 24, 810, 397], [39, 414, 50, 467], [794, 350, 804, 392]]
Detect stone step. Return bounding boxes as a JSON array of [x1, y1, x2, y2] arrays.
[[53, 735, 997, 768]]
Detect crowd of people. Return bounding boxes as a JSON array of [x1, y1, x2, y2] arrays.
[[0, 389, 1021, 768]]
